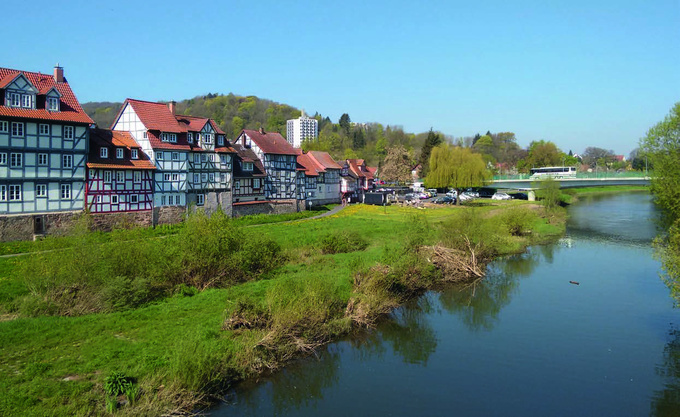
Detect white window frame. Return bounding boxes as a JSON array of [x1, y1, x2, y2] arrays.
[[209, 173, 214, 182], [100, 147, 108, 158], [169, 133, 177, 143], [0, 185, 5, 201], [193, 173, 199, 183], [36, 184, 47, 197], [104, 171, 112, 183], [47, 97, 59, 111], [10, 93, 20, 107], [172, 152, 179, 161], [234, 180, 240, 190], [134, 171, 141, 183], [201, 154, 207, 162], [116, 148, 124, 159], [116, 171, 125, 183], [209, 154, 215, 162], [10, 153, 22, 168], [131, 149, 138, 159], [172, 173, 179, 181], [63, 126, 74, 140], [0, 153, 6, 165], [0, 121, 7, 132], [253, 178, 261, 189], [203, 134, 213, 144], [39, 124, 50, 135], [62, 154, 73, 169], [244, 162, 253, 171], [9, 184, 21, 201], [187, 132, 193, 143], [201, 173, 207, 182], [157, 152, 164, 160], [164, 173, 171, 181], [218, 135, 224, 146], [60, 184, 71, 200], [22, 94, 33, 108], [197, 194, 205, 206], [11, 122, 24, 137], [111, 195, 119, 204], [130, 194, 139, 204], [194, 154, 200, 163]]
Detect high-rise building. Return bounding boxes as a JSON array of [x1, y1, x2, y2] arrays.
[[286, 110, 318, 148]]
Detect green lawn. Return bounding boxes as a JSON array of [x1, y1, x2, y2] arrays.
[[0, 202, 563, 416]]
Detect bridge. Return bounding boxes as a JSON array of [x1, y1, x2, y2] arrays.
[[488, 176, 650, 200]]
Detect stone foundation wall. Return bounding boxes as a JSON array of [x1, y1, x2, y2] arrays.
[[0, 211, 83, 242], [90, 211, 153, 232], [232, 199, 302, 217], [152, 206, 186, 226]]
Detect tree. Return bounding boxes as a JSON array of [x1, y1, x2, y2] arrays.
[[641, 102, 680, 303], [380, 146, 412, 183], [425, 145, 490, 204], [418, 128, 443, 178], [339, 113, 351, 136], [582, 147, 615, 168], [523, 140, 562, 168]]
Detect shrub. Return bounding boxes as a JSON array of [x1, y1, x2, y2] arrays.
[[320, 231, 368, 254], [499, 207, 538, 237]]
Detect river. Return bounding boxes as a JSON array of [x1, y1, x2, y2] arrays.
[[216, 192, 680, 416]]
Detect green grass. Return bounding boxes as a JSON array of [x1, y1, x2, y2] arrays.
[[561, 185, 649, 204], [0, 202, 563, 416]]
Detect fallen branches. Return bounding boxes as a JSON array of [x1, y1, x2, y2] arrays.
[[425, 236, 487, 282]]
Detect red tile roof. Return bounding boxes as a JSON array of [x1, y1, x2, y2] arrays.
[[296, 152, 322, 176], [308, 151, 342, 170], [126, 99, 186, 133], [347, 159, 374, 180], [87, 128, 156, 170], [0, 67, 93, 124], [240, 129, 298, 156]]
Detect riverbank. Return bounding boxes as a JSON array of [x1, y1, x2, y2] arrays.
[[0, 201, 565, 415], [562, 185, 649, 204]]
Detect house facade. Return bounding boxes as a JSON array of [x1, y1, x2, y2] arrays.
[[232, 143, 266, 204], [295, 150, 342, 205], [0, 66, 93, 218], [112, 99, 234, 214], [86, 128, 155, 213]]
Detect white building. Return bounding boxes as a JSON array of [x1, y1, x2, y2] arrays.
[[286, 110, 318, 148]]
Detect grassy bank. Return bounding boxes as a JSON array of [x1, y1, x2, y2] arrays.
[[562, 185, 649, 204], [0, 201, 564, 416]]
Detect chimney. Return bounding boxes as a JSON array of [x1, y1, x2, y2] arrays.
[[53, 64, 64, 83], [168, 101, 176, 115], [259, 127, 265, 134]]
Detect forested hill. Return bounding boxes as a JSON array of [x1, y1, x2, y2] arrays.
[[82, 93, 430, 166]]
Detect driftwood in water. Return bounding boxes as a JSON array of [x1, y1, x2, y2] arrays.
[[425, 236, 486, 282]]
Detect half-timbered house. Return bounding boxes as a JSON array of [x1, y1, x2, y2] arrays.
[[307, 151, 342, 204], [86, 128, 155, 213], [232, 143, 266, 203], [235, 129, 298, 200], [0, 65, 93, 231]]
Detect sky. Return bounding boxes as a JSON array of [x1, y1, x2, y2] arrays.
[[2, 0, 678, 156]]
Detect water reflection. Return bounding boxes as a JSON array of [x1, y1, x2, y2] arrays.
[[437, 249, 543, 331], [651, 326, 680, 417]]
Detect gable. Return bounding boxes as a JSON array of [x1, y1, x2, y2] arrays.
[[4, 73, 38, 94]]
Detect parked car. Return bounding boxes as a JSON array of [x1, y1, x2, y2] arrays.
[[404, 193, 416, 202], [427, 188, 438, 197], [511, 192, 528, 200], [459, 193, 475, 202], [446, 190, 458, 198], [418, 192, 429, 200], [434, 196, 456, 204], [492, 192, 512, 200]]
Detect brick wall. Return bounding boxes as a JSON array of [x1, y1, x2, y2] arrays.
[[233, 199, 302, 217], [90, 211, 153, 232]]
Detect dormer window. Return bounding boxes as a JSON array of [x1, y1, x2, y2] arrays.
[[131, 149, 138, 159], [187, 133, 193, 143], [47, 97, 59, 111], [203, 134, 213, 144], [244, 162, 253, 171], [100, 147, 108, 158], [160, 133, 177, 143], [116, 148, 124, 159], [21, 94, 33, 108], [218, 135, 224, 146], [8, 93, 20, 107]]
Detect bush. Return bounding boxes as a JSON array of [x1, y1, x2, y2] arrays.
[[499, 207, 538, 237], [320, 231, 368, 254]]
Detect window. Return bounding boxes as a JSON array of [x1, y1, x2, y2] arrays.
[[130, 195, 139, 203], [9, 185, 21, 201], [134, 171, 141, 183], [39, 124, 49, 135], [164, 173, 171, 181], [22, 94, 32, 108], [36, 184, 47, 197], [253, 178, 261, 189], [89, 170, 96, 179], [100, 147, 108, 158], [0, 153, 6, 165], [220, 173, 226, 183], [131, 149, 138, 159], [197, 194, 205, 205], [0, 121, 7, 132], [193, 173, 199, 183], [63, 126, 74, 140], [187, 133, 193, 143], [0, 185, 5, 201], [143, 131, 148, 138], [157, 152, 164, 160], [10, 153, 22, 168], [96, 195, 102, 203], [10, 93, 20, 107], [111, 195, 119, 204], [62, 154, 73, 169], [174, 195, 181, 205], [161, 195, 166, 206], [234, 180, 240, 190], [172, 173, 178, 181], [172, 152, 179, 161], [104, 171, 112, 182], [209, 173, 214, 182], [194, 154, 200, 163], [201, 173, 207, 182], [170, 134, 177, 142], [47, 97, 59, 111], [116, 148, 124, 159], [209, 154, 215, 162], [244, 162, 253, 171], [201, 154, 207, 162], [203, 134, 213, 144], [11, 122, 24, 137], [161, 133, 177, 142], [218, 135, 224, 145], [60, 184, 71, 200], [116, 171, 124, 182]]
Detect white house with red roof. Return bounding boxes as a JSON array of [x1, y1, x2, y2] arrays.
[[296, 150, 342, 205], [86, 128, 155, 213], [235, 128, 298, 200], [111, 99, 234, 213], [0, 65, 93, 227]]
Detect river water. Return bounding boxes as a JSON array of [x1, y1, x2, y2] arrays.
[[217, 192, 680, 417]]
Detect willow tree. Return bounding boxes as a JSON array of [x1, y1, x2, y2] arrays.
[[425, 145, 490, 204]]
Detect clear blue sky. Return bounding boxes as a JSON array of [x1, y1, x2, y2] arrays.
[[3, 0, 678, 156]]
